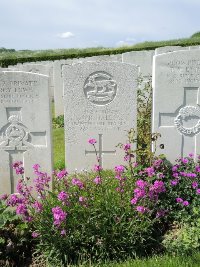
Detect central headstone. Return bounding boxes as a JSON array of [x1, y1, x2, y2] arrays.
[[0, 71, 52, 194], [62, 61, 138, 172], [152, 50, 200, 162]]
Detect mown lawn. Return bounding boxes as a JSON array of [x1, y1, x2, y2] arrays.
[[99, 254, 200, 267], [53, 127, 65, 170]]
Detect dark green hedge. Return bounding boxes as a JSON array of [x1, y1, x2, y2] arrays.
[[1, 38, 200, 67]]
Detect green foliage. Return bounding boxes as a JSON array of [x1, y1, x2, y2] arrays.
[[163, 220, 200, 255], [0, 47, 15, 53], [0, 200, 34, 266], [191, 32, 200, 38], [33, 173, 160, 265], [53, 115, 64, 129]]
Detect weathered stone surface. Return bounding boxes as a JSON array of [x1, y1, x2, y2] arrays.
[[53, 55, 122, 117], [16, 63, 54, 100], [0, 71, 52, 194], [152, 50, 200, 162], [155, 46, 189, 55], [122, 50, 154, 76], [63, 61, 138, 173]]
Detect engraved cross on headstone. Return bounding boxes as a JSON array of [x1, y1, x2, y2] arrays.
[[159, 87, 200, 157], [85, 134, 116, 167], [0, 108, 47, 193]]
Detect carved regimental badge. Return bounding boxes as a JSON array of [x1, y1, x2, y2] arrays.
[[0, 115, 33, 150], [84, 72, 117, 105], [174, 106, 200, 136]]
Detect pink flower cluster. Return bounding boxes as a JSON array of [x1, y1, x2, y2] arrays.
[[71, 178, 84, 189], [33, 164, 51, 197], [52, 206, 67, 227], [131, 178, 166, 215], [93, 176, 102, 185], [88, 138, 97, 145], [56, 169, 68, 180], [176, 198, 189, 206], [114, 165, 126, 193], [12, 161, 24, 175], [58, 191, 70, 205]]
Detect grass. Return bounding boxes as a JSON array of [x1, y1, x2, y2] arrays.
[[64, 253, 200, 266], [53, 127, 65, 170], [99, 254, 200, 267]]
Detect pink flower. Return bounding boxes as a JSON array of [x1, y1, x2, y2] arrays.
[[93, 165, 103, 172], [196, 166, 200, 172], [176, 197, 183, 203], [130, 197, 138, 205], [12, 161, 24, 175], [88, 138, 97, 145], [156, 209, 166, 218], [61, 229, 66, 236], [123, 143, 131, 151], [0, 193, 8, 200], [71, 178, 84, 189], [172, 166, 178, 172], [145, 167, 155, 177], [196, 189, 200, 195], [57, 169, 68, 180], [93, 176, 102, 185], [192, 182, 198, 189], [16, 204, 27, 216], [181, 158, 189, 164], [7, 194, 23, 207], [124, 155, 131, 161], [58, 191, 69, 201], [182, 201, 189, 206], [79, 196, 87, 203], [114, 165, 125, 173], [171, 180, 178, 186], [33, 201, 43, 212], [135, 179, 148, 189], [32, 232, 40, 238], [136, 206, 147, 214], [134, 188, 146, 198], [52, 207, 67, 227]]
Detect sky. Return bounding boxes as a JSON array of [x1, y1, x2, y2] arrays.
[[1, 0, 200, 51]]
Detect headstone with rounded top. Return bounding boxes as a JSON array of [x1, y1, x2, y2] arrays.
[[152, 50, 200, 162], [0, 71, 52, 194], [62, 61, 138, 173]]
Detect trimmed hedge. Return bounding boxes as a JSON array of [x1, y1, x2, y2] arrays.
[[1, 37, 200, 67]]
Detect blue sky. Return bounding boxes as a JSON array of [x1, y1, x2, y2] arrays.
[[1, 0, 200, 50]]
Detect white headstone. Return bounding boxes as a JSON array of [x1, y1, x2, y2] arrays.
[[53, 55, 122, 117], [152, 50, 200, 162], [0, 71, 52, 194], [16, 63, 54, 100], [155, 46, 189, 55], [63, 61, 138, 173], [122, 50, 154, 76]]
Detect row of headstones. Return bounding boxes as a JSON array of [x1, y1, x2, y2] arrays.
[[1, 46, 200, 194], [6, 45, 200, 117]]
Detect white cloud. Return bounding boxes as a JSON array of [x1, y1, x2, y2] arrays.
[[115, 37, 137, 47], [57, 32, 75, 39]]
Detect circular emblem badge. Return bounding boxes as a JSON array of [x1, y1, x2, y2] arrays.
[[84, 71, 117, 105], [174, 105, 200, 136]]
